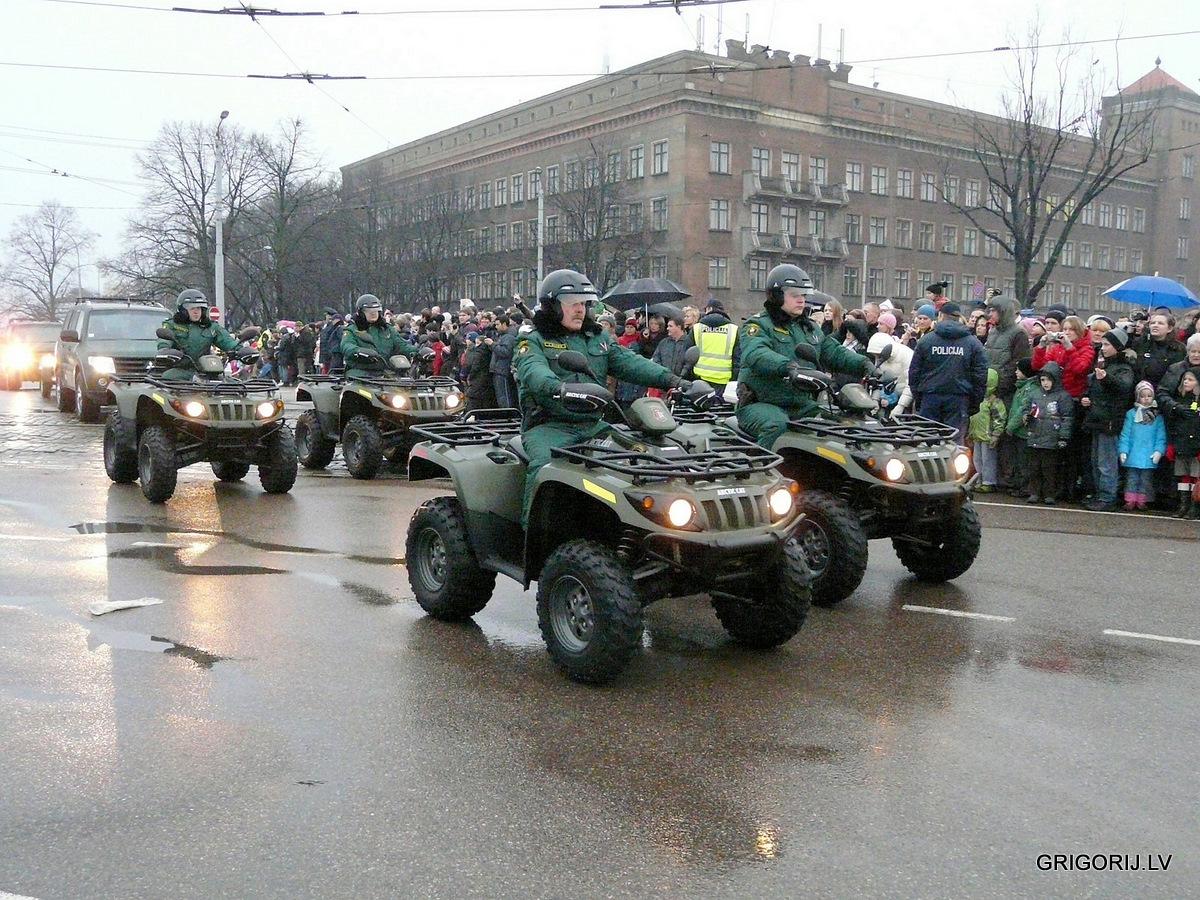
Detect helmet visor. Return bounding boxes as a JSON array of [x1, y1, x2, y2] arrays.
[[181, 299, 209, 310]]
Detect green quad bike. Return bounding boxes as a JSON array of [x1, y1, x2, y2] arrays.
[[102, 332, 297, 503], [294, 347, 465, 479], [404, 351, 813, 685], [722, 343, 978, 606]]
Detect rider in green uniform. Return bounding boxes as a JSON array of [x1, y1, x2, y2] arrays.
[[340, 294, 417, 379], [514, 269, 693, 525], [737, 264, 876, 449], [157, 289, 243, 380]]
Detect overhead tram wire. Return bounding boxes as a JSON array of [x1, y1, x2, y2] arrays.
[[0, 148, 144, 197], [35, 0, 750, 14]]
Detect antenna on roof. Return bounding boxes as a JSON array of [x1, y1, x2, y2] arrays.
[[696, 15, 704, 53], [817, 23, 823, 61], [602, 50, 610, 74], [838, 28, 845, 66], [715, 3, 723, 54]]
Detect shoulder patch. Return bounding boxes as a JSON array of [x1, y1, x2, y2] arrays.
[[542, 340, 568, 350], [773, 327, 789, 335], [518, 340, 530, 355], [744, 322, 760, 336]]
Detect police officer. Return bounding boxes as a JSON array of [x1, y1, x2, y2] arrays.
[[340, 294, 417, 379], [157, 289, 243, 380], [907, 301, 989, 442], [514, 269, 693, 525], [737, 264, 874, 449]]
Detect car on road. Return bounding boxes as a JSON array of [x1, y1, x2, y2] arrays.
[[2, 319, 61, 395], [55, 298, 169, 422]]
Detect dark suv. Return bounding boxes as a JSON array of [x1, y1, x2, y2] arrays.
[[55, 298, 169, 422], [2, 320, 62, 395]]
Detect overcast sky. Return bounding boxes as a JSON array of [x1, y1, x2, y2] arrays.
[[2, 0, 1196, 289]]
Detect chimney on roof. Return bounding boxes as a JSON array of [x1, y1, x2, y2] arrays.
[[725, 38, 750, 61], [750, 44, 771, 59]]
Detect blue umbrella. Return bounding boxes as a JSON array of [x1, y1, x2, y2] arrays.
[[1103, 275, 1199, 310]]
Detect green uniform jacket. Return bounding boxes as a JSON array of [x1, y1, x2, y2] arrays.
[[514, 326, 675, 426], [158, 318, 241, 365], [739, 309, 869, 408], [340, 323, 417, 378]]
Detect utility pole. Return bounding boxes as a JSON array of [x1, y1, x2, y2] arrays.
[[535, 166, 545, 285], [214, 110, 229, 323], [861, 242, 868, 307]]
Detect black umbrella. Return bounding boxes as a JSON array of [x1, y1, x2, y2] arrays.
[[600, 278, 691, 312], [646, 301, 684, 320], [805, 290, 837, 308]]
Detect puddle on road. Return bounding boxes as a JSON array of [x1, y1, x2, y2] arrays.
[[297, 571, 410, 607], [71, 521, 404, 566], [86, 627, 229, 669], [107, 543, 288, 577]]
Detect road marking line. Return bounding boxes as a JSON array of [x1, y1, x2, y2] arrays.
[[1103, 629, 1200, 647], [974, 499, 1176, 521], [902, 604, 1015, 623], [0, 534, 70, 542]]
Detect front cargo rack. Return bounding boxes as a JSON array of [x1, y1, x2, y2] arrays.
[[113, 373, 280, 395], [551, 434, 780, 485], [299, 373, 459, 390], [787, 414, 959, 446]]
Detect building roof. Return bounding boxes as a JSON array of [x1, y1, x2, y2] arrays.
[[1123, 66, 1197, 97]]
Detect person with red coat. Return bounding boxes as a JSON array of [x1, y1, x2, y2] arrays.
[[1031, 314, 1096, 499]]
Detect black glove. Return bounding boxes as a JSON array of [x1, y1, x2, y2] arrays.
[[861, 361, 880, 378], [665, 374, 689, 391], [353, 349, 382, 363]]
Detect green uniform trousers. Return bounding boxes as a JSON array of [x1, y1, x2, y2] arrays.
[[736, 400, 824, 449], [521, 419, 610, 526]]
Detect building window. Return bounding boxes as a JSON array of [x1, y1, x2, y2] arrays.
[[480, 182, 491, 209], [495, 177, 508, 206], [651, 140, 669, 175], [627, 202, 643, 233], [709, 141, 729, 174], [1098, 245, 1111, 269], [941, 224, 958, 253], [1115, 204, 1128, 230], [782, 151, 801, 182], [943, 175, 959, 205], [897, 168, 914, 198], [511, 173, 524, 204], [1114, 247, 1127, 271], [709, 199, 730, 231], [584, 157, 599, 187], [959, 275, 976, 303], [651, 197, 668, 231], [870, 165, 888, 195], [984, 234, 1000, 259], [867, 267, 885, 297], [845, 161, 864, 192], [606, 151, 621, 183], [845, 213, 862, 244], [1099, 202, 1112, 228], [920, 172, 937, 202], [1082, 202, 1094, 225], [1078, 284, 1091, 307], [940, 273, 956, 298], [808, 209, 826, 237], [1183, 154, 1196, 179], [894, 218, 913, 249], [781, 205, 799, 237], [1130, 248, 1144, 271], [565, 161, 578, 190], [894, 269, 911, 299], [750, 201, 769, 234], [1079, 242, 1092, 268], [1062, 241, 1075, 266], [510, 268, 525, 295], [627, 145, 644, 180], [918, 270, 933, 288], [1181, 197, 1192, 220], [809, 156, 827, 186], [869, 216, 887, 246], [496, 224, 509, 253], [1133, 207, 1146, 232], [650, 255, 667, 279], [465, 185, 476, 210], [478, 226, 492, 253], [843, 266, 860, 297], [708, 256, 728, 289], [751, 147, 772, 177], [964, 179, 981, 208], [749, 257, 769, 291], [546, 165, 559, 194], [1059, 284, 1073, 306], [1178, 236, 1189, 260], [918, 222, 935, 252], [809, 264, 825, 291], [545, 215, 559, 244], [529, 170, 541, 199]]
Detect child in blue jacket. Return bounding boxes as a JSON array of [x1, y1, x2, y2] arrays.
[[1118, 380, 1168, 510]]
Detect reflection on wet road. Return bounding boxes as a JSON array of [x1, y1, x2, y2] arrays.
[[0, 386, 1197, 898]]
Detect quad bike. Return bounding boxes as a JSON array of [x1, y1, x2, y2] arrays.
[[103, 332, 297, 502], [405, 351, 812, 685], [295, 347, 464, 479]]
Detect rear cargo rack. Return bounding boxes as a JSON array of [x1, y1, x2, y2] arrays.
[[787, 414, 959, 446], [410, 410, 522, 446]]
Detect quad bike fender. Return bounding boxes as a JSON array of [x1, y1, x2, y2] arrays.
[[408, 440, 524, 523]]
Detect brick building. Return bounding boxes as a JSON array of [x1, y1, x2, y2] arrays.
[[342, 43, 1200, 320]]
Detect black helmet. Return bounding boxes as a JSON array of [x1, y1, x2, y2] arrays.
[[765, 264, 814, 297], [537, 269, 598, 308], [355, 293, 383, 313], [176, 288, 208, 313]]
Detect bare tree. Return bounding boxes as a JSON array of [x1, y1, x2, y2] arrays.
[[944, 25, 1156, 302], [548, 140, 659, 293], [395, 173, 473, 308], [1, 201, 95, 320]]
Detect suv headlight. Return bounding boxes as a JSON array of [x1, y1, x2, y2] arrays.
[[4, 345, 34, 369], [89, 356, 116, 375], [40, 353, 55, 369]]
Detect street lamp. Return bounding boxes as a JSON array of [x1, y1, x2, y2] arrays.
[[535, 166, 545, 284], [214, 109, 230, 324]]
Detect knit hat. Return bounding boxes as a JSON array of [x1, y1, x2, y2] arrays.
[[878, 312, 897, 332], [940, 302, 962, 318], [1102, 328, 1130, 352], [705, 299, 726, 314], [916, 304, 937, 319], [1016, 358, 1036, 377], [1135, 380, 1155, 402]]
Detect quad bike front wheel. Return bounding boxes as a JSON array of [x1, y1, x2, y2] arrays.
[[891, 499, 982, 582], [342, 415, 384, 479], [406, 496, 496, 621], [793, 489, 868, 607], [258, 425, 298, 494], [103, 411, 138, 484], [536, 539, 643, 684], [712, 538, 812, 648], [137, 425, 177, 502], [295, 410, 335, 470]]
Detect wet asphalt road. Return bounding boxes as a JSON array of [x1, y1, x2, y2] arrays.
[[1, 386, 1198, 899]]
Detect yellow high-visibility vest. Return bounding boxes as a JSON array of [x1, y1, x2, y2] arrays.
[[691, 322, 738, 384]]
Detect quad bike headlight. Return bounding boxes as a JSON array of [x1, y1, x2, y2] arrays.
[[169, 398, 208, 418], [255, 399, 283, 419], [952, 451, 971, 477], [89, 356, 116, 375], [388, 393, 409, 410], [445, 392, 462, 410], [768, 486, 795, 518], [666, 498, 696, 528], [884, 458, 906, 482]]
